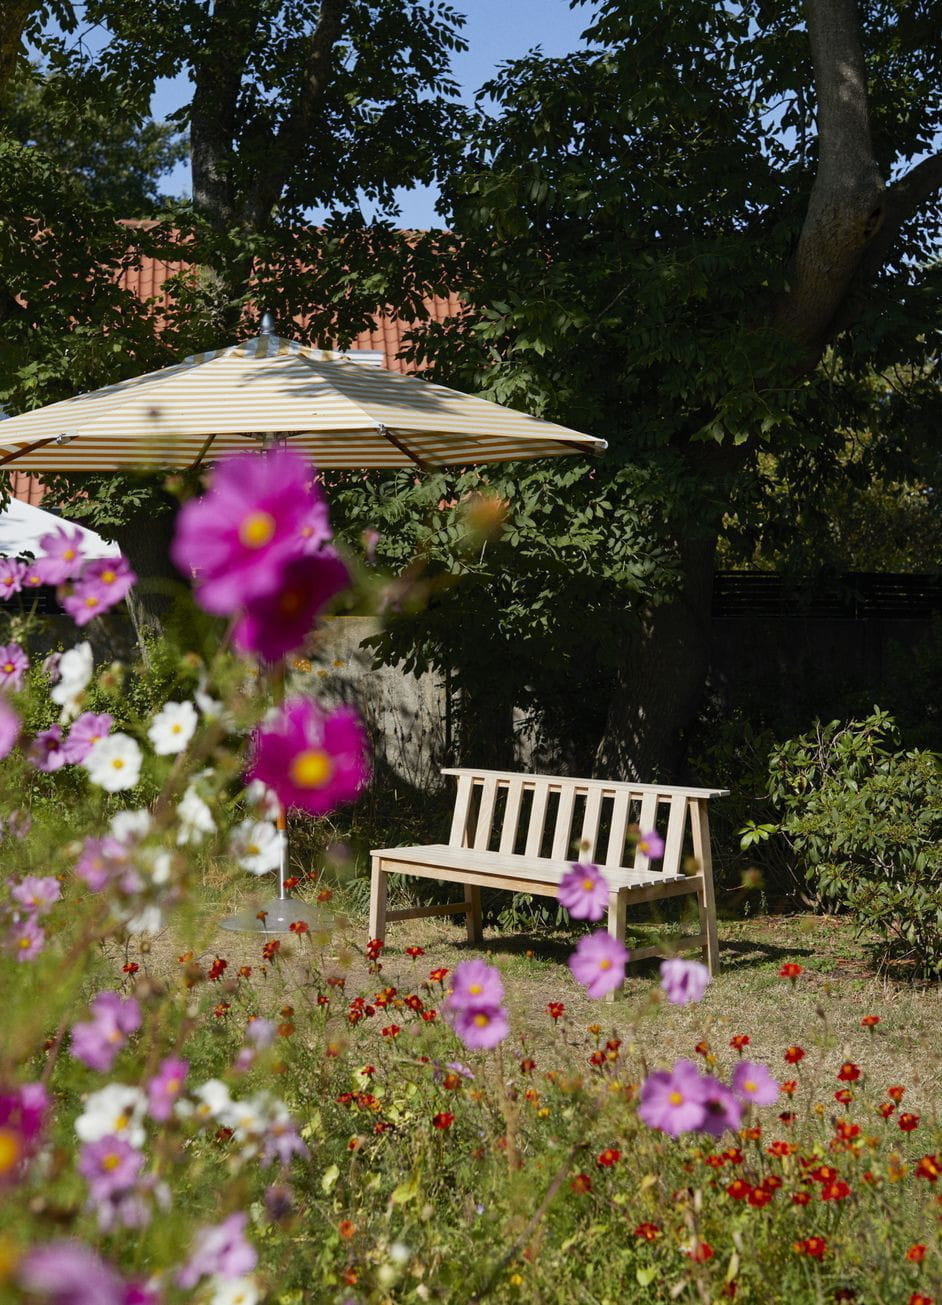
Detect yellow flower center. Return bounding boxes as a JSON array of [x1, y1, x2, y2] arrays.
[[113, 1112, 129, 1130], [100, 570, 117, 585], [0, 1129, 23, 1174], [171, 723, 182, 734], [111, 758, 125, 770], [289, 749, 333, 789], [17, 936, 32, 950], [473, 1013, 490, 1028], [2, 663, 13, 673], [744, 1080, 757, 1094], [669, 1091, 684, 1106], [239, 511, 276, 548], [2, 578, 12, 586], [84, 595, 99, 608], [101, 1152, 122, 1172], [63, 549, 76, 561], [599, 958, 612, 971], [165, 1078, 180, 1094], [247, 844, 260, 856], [581, 878, 595, 891], [469, 983, 483, 995]]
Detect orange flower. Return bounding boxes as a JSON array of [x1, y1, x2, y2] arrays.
[[899, 1113, 920, 1132], [915, 1154, 940, 1182], [288, 920, 309, 934], [784, 1046, 806, 1064], [338, 1220, 356, 1239], [421, 1009, 438, 1022], [834, 1089, 853, 1105], [908, 1295, 934, 1305], [570, 1173, 592, 1194], [835, 1121, 861, 1142], [820, 1180, 851, 1201], [597, 1148, 621, 1168], [888, 1084, 906, 1102], [748, 1187, 773, 1208], [741, 1125, 762, 1141], [633, 1222, 661, 1240], [380, 1024, 401, 1038], [791, 1191, 812, 1206], [878, 1102, 896, 1118], [726, 1179, 752, 1200], [780, 1080, 798, 1096], [729, 1034, 750, 1051], [778, 962, 803, 980], [429, 967, 449, 984], [405, 945, 425, 958], [860, 1014, 880, 1027], [520, 1058, 537, 1074], [694, 1040, 711, 1057], [341, 1268, 359, 1286], [906, 1245, 927, 1263], [767, 1140, 797, 1158], [837, 1062, 860, 1082]]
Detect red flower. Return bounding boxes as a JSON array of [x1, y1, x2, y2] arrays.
[[794, 1237, 827, 1259], [380, 1024, 401, 1038], [778, 1111, 797, 1126], [326, 975, 346, 989], [767, 1140, 796, 1158], [809, 1165, 838, 1183], [261, 939, 280, 962], [837, 1062, 860, 1082], [762, 1174, 783, 1192], [740, 1125, 762, 1141], [685, 1242, 714, 1263], [432, 1112, 454, 1130], [906, 1245, 927, 1263], [428, 966, 449, 983], [899, 1112, 920, 1132], [283, 876, 300, 891], [588, 1050, 606, 1067], [834, 1089, 853, 1105], [729, 1034, 750, 1051], [405, 946, 425, 959], [288, 920, 309, 934], [748, 1186, 773, 1208], [908, 1296, 934, 1305], [888, 1084, 906, 1102], [366, 937, 384, 960], [878, 1102, 896, 1118], [791, 1191, 812, 1206], [780, 1079, 798, 1096], [121, 962, 139, 974], [571, 1173, 592, 1194], [338, 1220, 356, 1240], [421, 1009, 438, 1022], [726, 1179, 752, 1201], [694, 1040, 711, 1058], [316, 888, 333, 903], [547, 1002, 566, 1022], [633, 1222, 661, 1241], [597, 1148, 621, 1168], [915, 1154, 940, 1182], [520, 1058, 537, 1073], [834, 1291, 858, 1302], [208, 957, 229, 981], [860, 1014, 880, 1027], [404, 994, 424, 1012], [212, 1002, 230, 1018], [784, 1046, 806, 1064], [834, 1121, 861, 1142], [779, 962, 803, 980], [723, 1147, 744, 1164], [820, 1180, 851, 1201]]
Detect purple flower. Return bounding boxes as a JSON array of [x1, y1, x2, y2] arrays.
[[245, 1018, 277, 1049], [262, 1108, 310, 1166], [0, 642, 29, 690], [0, 557, 24, 597], [171, 449, 320, 616], [70, 992, 142, 1072], [177, 1211, 258, 1288], [557, 862, 609, 921], [0, 1081, 48, 1185], [568, 929, 629, 999], [73, 836, 131, 892], [248, 696, 369, 816], [147, 1058, 188, 1122], [62, 712, 114, 764], [21, 563, 45, 592], [659, 958, 711, 1006], [0, 696, 20, 759], [63, 557, 136, 626], [697, 1076, 743, 1138], [638, 1060, 709, 1136], [297, 496, 332, 553], [446, 959, 505, 1010], [27, 725, 67, 772], [7, 917, 45, 962], [34, 527, 86, 584], [77, 1135, 144, 1201], [10, 875, 61, 915], [637, 830, 665, 859], [447, 1004, 510, 1050], [731, 1060, 780, 1107], [233, 551, 350, 661], [17, 1241, 134, 1305]]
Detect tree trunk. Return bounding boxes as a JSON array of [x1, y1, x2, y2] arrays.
[[595, 535, 716, 782], [109, 488, 184, 638]]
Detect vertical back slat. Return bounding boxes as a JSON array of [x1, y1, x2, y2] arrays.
[[525, 781, 550, 857], [472, 777, 498, 851], [550, 783, 577, 860], [633, 791, 659, 873], [605, 791, 631, 867], [579, 787, 603, 861], [660, 793, 687, 878], [499, 778, 524, 854], [448, 774, 474, 847]]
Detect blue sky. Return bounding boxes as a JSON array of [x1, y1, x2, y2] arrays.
[[147, 0, 592, 226]]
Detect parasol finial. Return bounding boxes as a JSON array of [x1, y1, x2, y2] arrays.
[[259, 310, 277, 336]]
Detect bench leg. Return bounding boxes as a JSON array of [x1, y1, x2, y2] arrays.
[[368, 858, 388, 946], [465, 885, 483, 945], [605, 889, 628, 1002], [691, 801, 720, 976]]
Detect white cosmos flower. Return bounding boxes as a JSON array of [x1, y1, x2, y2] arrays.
[[208, 1277, 259, 1305], [124, 905, 164, 935], [230, 819, 283, 876], [147, 700, 198, 755], [50, 641, 93, 722], [75, 1084, 146, 1148], [189, 1079, 232, 1123], [84, 733, 143, 792], [110, 808, 153, 843], [176, 785, 215, 845], [244, 779, 280, 820]]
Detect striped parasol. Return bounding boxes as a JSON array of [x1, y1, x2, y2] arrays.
[[0, 332, 607, 471]]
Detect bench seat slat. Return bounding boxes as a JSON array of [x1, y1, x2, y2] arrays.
[[371, 844, 691, 890]]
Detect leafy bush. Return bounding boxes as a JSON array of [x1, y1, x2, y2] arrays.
[[767, 711, 942, 976]]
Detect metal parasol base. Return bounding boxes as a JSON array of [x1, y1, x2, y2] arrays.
[[219, 894, 320, 934]]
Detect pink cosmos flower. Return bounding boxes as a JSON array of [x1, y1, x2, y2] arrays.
[[77, 1135, 144, 1201], [147, 1058, 188, 1122], [297, 496, 333, 553], [17, 1240, 139, 1305], [73, 836, 132, 892], [7, 917, 45, 962], [10, 875, 61, 915], [233, 551, 350, 661], [731, 1060, 780, 1107], [63, 557, 136, 626], [262, 1110, 310, 1166], [0, 696, 20, 759], [568, 929, 629, 998], [660, 957, 711, 1006], [638, 1060, 709, 1136], [447, 1004, 510, 1050], [27, 725, 67, 772], [0, 642, 29, 690], [245, 1018, 277, 1049], [248, 696, 369, 815], [446, 959, 505, 1010], [0, 1081, 48, 1185], [177, 1211, 258, 1288], [0, 557, 24, 597], [20, 563, 45, 592], [34, 526, 86, 584], [637, 830, 665, 859], [62, 712, 114, 764], [698, 1076, 743, 1138], [557, 862, 609, 921], [70, 992, 142, 1072], [171, 449, 320, 615]]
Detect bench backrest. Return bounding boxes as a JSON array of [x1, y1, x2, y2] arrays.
[[442, 768, 729, 878]]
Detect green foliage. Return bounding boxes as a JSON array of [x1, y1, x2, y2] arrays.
[[767, 711, 942, 976]]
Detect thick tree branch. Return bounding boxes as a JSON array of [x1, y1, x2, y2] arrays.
[[774, 0, 885, 365], [854, 150, 942, 281], [0, 0, 35, 93]]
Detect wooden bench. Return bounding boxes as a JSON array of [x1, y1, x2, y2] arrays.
[[369, 768, 729, 996]]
